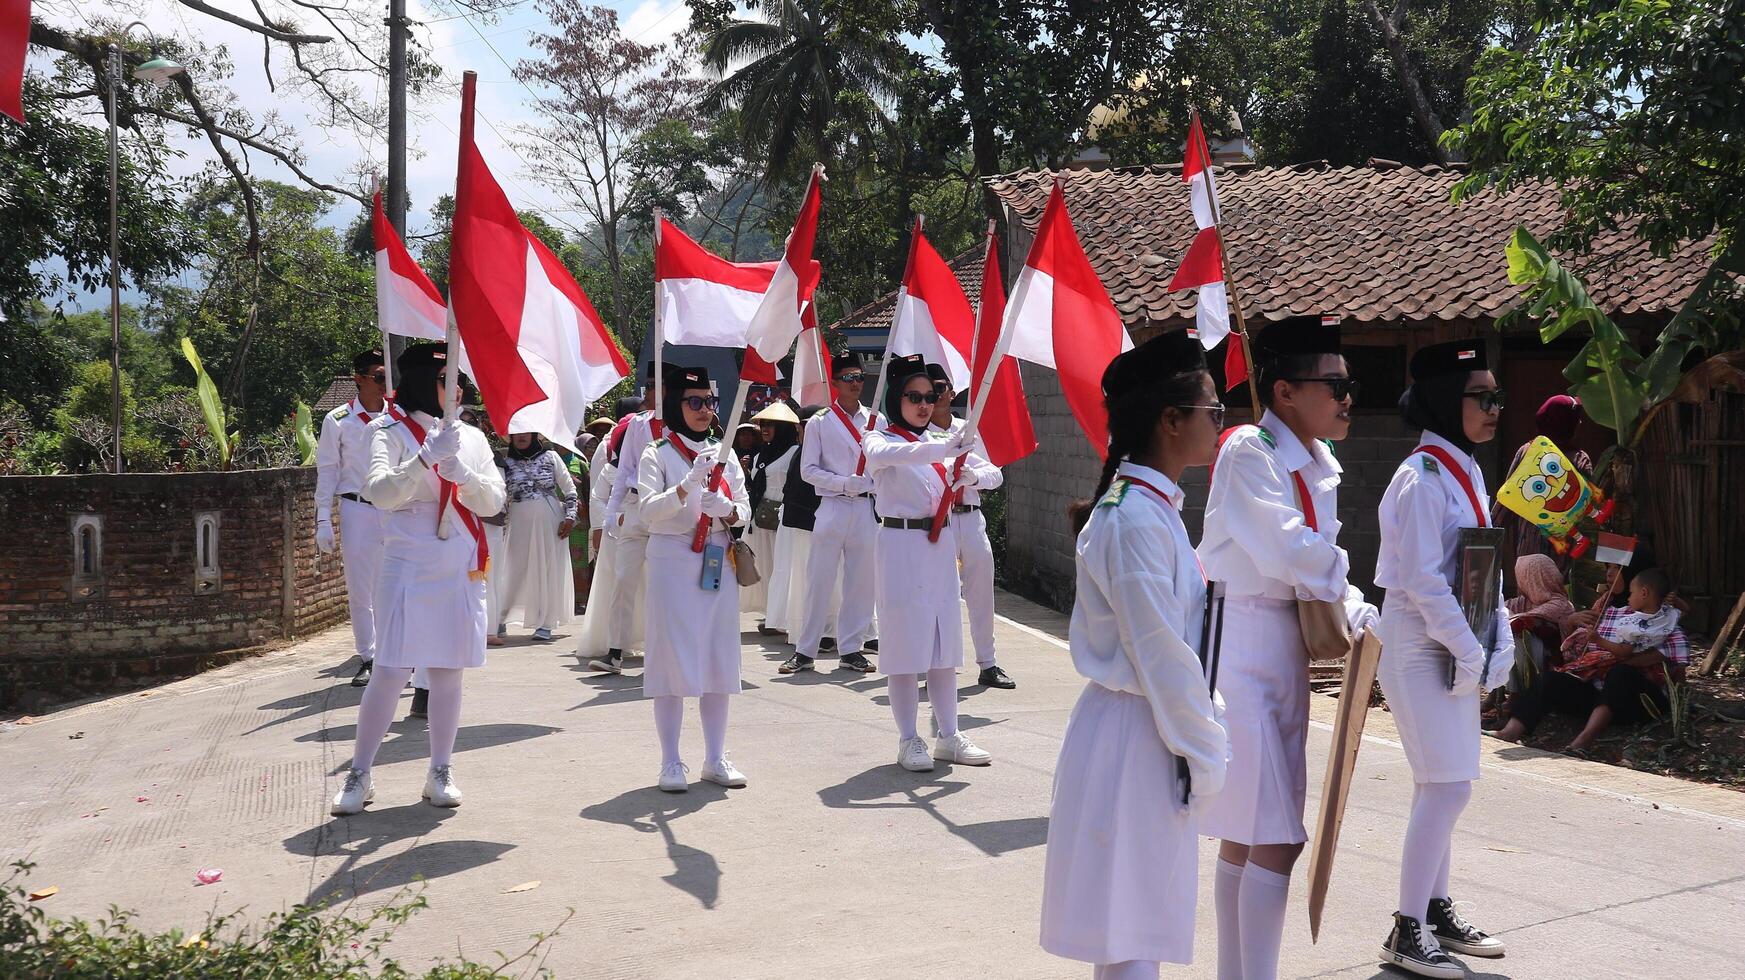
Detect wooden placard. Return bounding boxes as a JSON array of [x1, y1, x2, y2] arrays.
[[1698, 592, 1745, 676], [1307, 628, 1383, 943]]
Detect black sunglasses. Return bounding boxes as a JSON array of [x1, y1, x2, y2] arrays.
[[362, 369, 387, 383], [901, 390, 941, 406], [681, 395, 720, 412], [1463, 388, 1506, 413], [1173, 403, 1226, 428], [1282, 377, 1361, 401], [835, 372, 866, 384]]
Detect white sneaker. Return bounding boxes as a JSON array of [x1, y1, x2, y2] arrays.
[[897, 736, 935, 772], [934, 731, 992, 766], [658, 761, 690, 792], [701, 754, 747, 788], [422, 765, 463, 807], [331, 768, 374, 816]]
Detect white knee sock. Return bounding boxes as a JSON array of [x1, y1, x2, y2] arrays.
[[1092, 961, 1159, 980], [888, 674, 920, 741], [350, 665, 413, 771], [1434, 839, 1452, 903], [1214, 858, 1245, 980], [424, 668, 463, 768], [1400, 780, 1472, 921], [699, 693, 729, 762], [926, 667, 959, 737], [1238, 863, 1291, 980], [653, 695, 684, 767]]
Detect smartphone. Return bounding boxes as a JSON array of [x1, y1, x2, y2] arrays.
[[700, 543, 725, 592]]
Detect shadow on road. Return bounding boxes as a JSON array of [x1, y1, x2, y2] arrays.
[[298, 722, 560, 773], [284, 802, 515, 907], [580, 783, 733, 909], [817, 764, 1046, 857]]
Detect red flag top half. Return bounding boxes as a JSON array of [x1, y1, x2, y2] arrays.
[[971, 234, 1037, 467], [1, 0, 29, 125]]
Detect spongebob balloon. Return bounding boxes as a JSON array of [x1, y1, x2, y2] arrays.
[[1496, 437, 1616, 558]]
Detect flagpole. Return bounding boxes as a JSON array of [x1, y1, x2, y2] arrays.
[[929, 217, 998, 543], [372, 172, 395, 394], [653, 207, 665, 419], [1192, 107, 1262, 420], [867, 212, 923, 426], [443, 72, 477, 428]]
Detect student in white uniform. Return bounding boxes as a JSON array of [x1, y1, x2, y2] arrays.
[[1196, 316, 1379, 980], [1041, 330, 1229, 979], [579, 396, 643, 671], [764, 406, 831, 638], [743, 402, 800, 623], [924, 364, 1016, 691], [314, 349, 392, 688], [593, 367, 660, 675], [783, 351, 882, 674], [331, 344, 506, 816], [638, 365, 752, 792], [862, 354, 990, 771], [1374, 340, 1513, 977]]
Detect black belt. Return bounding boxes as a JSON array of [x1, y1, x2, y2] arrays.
[[880, 516, 944, 532], [952, 503, 980, 514], [339, 493, 372, 506]]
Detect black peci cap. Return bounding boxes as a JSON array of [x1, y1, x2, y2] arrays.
[[352, 349, 385, 375], [1409, 339, 1487, 380], [1101, 328, 1207, 399], [1252, 314, 1342, 361]]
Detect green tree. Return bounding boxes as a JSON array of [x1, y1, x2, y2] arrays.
[[61, 305, 175, 398]]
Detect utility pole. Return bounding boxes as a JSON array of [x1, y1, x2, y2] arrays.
[[385, 0, 410, 364]]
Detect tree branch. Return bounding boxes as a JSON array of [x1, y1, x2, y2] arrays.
[[175, 0, 334, 44]]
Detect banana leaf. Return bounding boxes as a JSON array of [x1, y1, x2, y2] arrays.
[[180, 337, 232, 469], [294, 401, 317, 465]]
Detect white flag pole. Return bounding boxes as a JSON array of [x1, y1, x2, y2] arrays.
[[372, 172, 395, 393], [652, 207, 665, 416]]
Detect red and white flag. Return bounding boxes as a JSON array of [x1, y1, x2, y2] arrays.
[[655, 217, 782, 347], [744, 166, 823, 363], [969, 232, 1037, 467], [448, 74, 628, 453], [1004, 181, 1132, 456], [791, 302, 831, 408], [372, 190, 447, 341], [1167, 111, 1250, 387], [1, 0, 29, 125], [887, 219, 975, 390]]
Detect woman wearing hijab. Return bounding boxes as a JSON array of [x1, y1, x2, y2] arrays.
[[1494, 394, 1591, 572], [743, 403, 801, 622], [1373, 340, 1514, 977], [862, 354, 989, 772], [498, 433, 579, 641], [764, 406, 832, 638], [1040, 330, 1228, 979], [638, 364, 751, 793], [331, 343, 505, 816], [580, 396, 647, 673], [1506, 554, 1576, 630]]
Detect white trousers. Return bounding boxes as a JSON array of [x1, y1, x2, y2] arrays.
[[338, 497, 385, 662], [952, 508, 997, 667], [797, 496, 877, 657], [609, 530, 649, 651]]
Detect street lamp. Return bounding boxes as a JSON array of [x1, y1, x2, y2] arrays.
[[107, 23, 185, 474]]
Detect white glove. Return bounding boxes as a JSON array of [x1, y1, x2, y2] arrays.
[[1450, 659, 1482, 697], [314, 518, 336, 554], [848, 474, 876, 495], [699, 489, 735, 518], [421, 422, 463, 466], [1350, 602, 1380, 635], [944, 429, 977, 457], [951, 469, 980, 492], [682, 448, 718, 490]]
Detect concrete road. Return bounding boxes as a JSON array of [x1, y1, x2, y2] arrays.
[[4, 590, 1743, 978]]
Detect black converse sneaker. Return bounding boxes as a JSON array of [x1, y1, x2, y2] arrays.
[[1428, 897, 1505, 957], [1381, 912, 1463, 979]]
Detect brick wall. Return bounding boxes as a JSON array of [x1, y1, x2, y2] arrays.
[[999, 362, 1505, 613], [0, 467, 347, 702]]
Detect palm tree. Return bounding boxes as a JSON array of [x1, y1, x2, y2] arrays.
[[701, 0, 908, 183]]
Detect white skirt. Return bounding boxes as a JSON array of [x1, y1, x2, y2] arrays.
[[1041, 683, 1199, 966], [642, 532, 743, 699], [1376, 595, 1481, 783], [483, 522, 508, 631], [764, 525, 838, 636], [873, 524, 962, 675], [374, 502, 487, 670], [740, 521, 778, 615], [500, 497, 575, 630], [576, 529, 643, 657], [1198, 597, 1311, 845]]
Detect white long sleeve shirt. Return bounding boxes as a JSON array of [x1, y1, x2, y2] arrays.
[[1198, 410, 1375, 630], [1375, 430, 1515, 692], [587, 439, 615, 532], [862, 427, 974, 520], [607, 411, 660, 531], [800, 402, 883, 498], [1069, 461, 1228, 799], [314, 399, 391, 521], [365, 411, 506, 531], [636, 434, 750, 537], [932, 416, 1005, 506]]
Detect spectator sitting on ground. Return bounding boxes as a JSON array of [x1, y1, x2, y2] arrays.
[[1493, 568, 1688, 755], [1497, 553, 1579, 702]]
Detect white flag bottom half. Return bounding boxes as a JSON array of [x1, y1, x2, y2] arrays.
[[888, 289, 972, 391], [1196, 281, 1230, 349], [375, 249, 448, 341], [660, 277, 766, 349]]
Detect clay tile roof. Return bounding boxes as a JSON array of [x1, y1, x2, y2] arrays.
[[831, 246, 987, 337], [984, 164, 1713, 329], [312, 375, 355, 416]]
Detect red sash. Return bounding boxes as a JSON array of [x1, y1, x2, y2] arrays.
[[888, 426, 952, 492], [1415, 444, 1489, 528], [669, 435, 727, 553], [396, 410, 490, 580], [1211, 424, 1320, 530], [1121, 474, 1207, 582], [831, 399, 876, 476], [352, 399, 378, 425]]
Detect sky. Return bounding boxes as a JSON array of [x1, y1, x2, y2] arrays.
[[36, 0, 691, 307]]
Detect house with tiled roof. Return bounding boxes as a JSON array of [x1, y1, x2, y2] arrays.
[[831, 161, 1712, 610]]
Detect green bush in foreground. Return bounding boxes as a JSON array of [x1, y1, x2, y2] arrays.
[[0, 862, 565, 979]]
